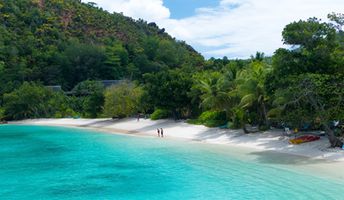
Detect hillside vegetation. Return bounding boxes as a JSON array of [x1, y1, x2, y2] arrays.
[[0, 0, 203, 92], [0, 1, 344, 147]]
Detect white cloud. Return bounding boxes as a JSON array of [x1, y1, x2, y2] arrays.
[[84, 0, 344, 58], [220, 0, 246, 7], [88, 0, 170, 22]]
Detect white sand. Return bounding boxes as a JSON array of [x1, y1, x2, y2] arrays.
[[10, 118, 344, 180], [12, 118, 344, 161]]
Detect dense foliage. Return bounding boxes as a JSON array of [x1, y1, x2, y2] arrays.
[[143, 69, 195, 119], [188, 111, 227, 128], [150, 109, 170, 120], [103, 82, 143, 118], [0, 0, 203, 93], [2, 82, 70, 120], [0, 1, 343, 146], [71, 80, 105, 118]]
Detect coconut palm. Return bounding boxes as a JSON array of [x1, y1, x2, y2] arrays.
[[198, 73, 230, 111], [235, 61, 271, 127]]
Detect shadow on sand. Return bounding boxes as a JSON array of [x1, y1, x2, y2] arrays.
[[248, 150, 333, 165], [73, 118, 337, 166]]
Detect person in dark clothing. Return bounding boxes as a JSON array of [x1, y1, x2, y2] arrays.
[[160, 128, 164, 138], [157, 128, 160, 137]]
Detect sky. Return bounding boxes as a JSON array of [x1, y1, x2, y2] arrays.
[[83, 0, 344, 58]]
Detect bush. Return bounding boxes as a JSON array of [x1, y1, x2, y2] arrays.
[[151, 109, 170, 120], [186, 119, 202, 125], [230, 108, 244, 129], [54, 108, 79, 118], [2, 82, 73, 120], [280, 108, 312, 129], [72, 80, 105, 118], [103, 82, 143, 118], [198, 111, 227, 127], [259, 125, 270, 131]]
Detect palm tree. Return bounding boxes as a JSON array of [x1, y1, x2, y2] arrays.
[[236, 61, 271, 128], [250, 52, 265, 62], [198, 74, 230, 111]]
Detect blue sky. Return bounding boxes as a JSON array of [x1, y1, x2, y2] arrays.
[[85, 0, 344, 59], [163, 0, 218, 19]]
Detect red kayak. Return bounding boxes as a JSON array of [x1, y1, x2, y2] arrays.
[[289, 135, 320, 144]]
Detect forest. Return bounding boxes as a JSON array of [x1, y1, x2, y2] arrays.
[[0, 0, 343, 147]]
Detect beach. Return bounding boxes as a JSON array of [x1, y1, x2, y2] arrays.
[[12, 118, 344, 160], [11, 118, 344, 180], [3, 124, 344, 199]]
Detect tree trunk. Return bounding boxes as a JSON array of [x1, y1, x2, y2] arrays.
[[243, 124, 249, 134], [307, 95, 343, 148], [261, 101, 268, 126], [323, 124, 343, 148], [173, 109, 178, 121]]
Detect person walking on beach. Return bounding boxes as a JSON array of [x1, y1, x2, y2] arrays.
[[160, 128, 164, 138], [157, 128, 160, 137]]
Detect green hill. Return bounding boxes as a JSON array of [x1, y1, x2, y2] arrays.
[[0, 0, 204, 92]]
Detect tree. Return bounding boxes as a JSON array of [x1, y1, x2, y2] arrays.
[[2, 82, 70, 120], [269, 14, 344, 105], [61, 43, 108, 89], [235, 61, 271, 129], [282, 18, 336, 50], [328, 13, 344, 75], [273, 74, 344, 147], [251, 52, 265, 62], [143, 36, 159, 60], [143, 69, 193, 119], [104, 43, 129, 79], [72, 80, 105, 118], [192, 71, 232, 111], [103, 82, 143, 118], [328, 13, 344, 33], [271, 17, 337, 87], [155, 40, 180, 68]]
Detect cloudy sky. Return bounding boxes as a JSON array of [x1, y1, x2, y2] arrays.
[[83, 0, 344, 58]]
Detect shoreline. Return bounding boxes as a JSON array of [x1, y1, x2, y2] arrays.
[[11, 118, 344, 160], [9, 118, 344, 180]]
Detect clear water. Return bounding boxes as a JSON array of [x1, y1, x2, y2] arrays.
[[0, 125, 343, 200]]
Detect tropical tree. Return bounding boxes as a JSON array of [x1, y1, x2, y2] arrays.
[[71, 80, 105, 118], [250, 52, 265, 62], [143, 69, 193, 119], [235, 61, 271, 129], [272, 17, 337, 81], [61, 43, 108, 89], [328, 13, 344, 75], [2, 82, 70, 120], [272, 74, 344, 147], [195, 72, 230, 111], [268, 14, 344, 130], [103, 82, 143, 118]]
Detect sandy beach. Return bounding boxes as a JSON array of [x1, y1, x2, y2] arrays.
[[11, 118, 344, 180], [12, 118, 344, 160]]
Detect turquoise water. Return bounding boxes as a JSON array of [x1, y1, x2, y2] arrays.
[[0, 125, 344, 200]]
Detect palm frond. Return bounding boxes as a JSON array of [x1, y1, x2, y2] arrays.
[[239, 94, 256, 108]]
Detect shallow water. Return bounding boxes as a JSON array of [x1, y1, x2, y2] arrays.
[[0, 125, 343, 200]]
